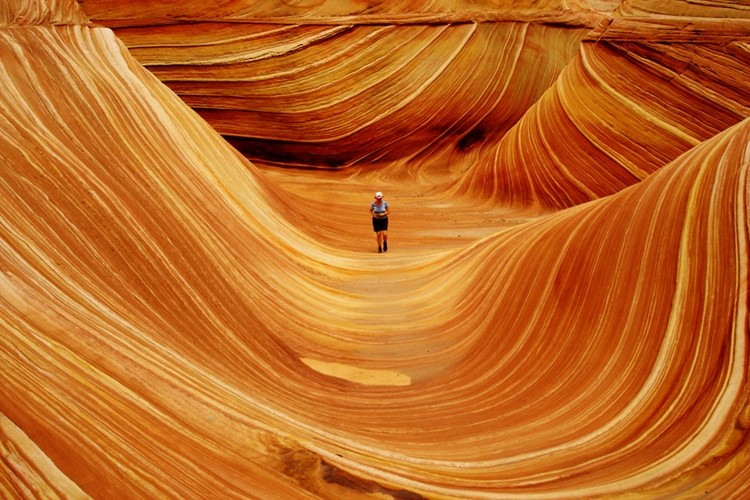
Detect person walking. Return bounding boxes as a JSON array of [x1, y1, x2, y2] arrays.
[[370, 191, 390, 253]]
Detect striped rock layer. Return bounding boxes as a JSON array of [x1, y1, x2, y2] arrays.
[[2, 0, 750, 498]]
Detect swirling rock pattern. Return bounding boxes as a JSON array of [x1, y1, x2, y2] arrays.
[[103, 22, 590, 172], [2, 0, 750, 499], [456, 32, 750, 208], [619, 0, 750, 18], [0, 0, 88, 26]]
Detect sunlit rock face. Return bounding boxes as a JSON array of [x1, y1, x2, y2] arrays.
[[2, 0, 750, 499], [619, 0, 750, 18], [0, 0, 88, 25], [457, 28, 750, 208], [77, 0, 750, 209], [76, 1, 604, 173], [77, 0, 598, 21]]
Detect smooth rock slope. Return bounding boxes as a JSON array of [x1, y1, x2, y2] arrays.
[[2, 0, 750, 498]]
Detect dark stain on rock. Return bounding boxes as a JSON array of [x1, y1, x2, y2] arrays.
[[457, 127, 485, 150], [321, 459, 428, 500]]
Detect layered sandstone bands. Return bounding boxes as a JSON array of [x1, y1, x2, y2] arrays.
[[79, 0, 750, 212], [0, 0, 88, 26], [457, 36, 750, 208], [77, 0, 602, 25], [2, 0, 750, 498], [618, 0, 750, 18], [108, 21, 589, 176]]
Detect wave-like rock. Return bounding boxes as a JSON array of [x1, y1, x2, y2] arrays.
[[0, 0, 89, 26], [618, 0, 750, 18], [77, 0, 750, 209], [101, 21, 590, 172], [78, 0, 599, 23], [76, 0, 605, 174], [455, 37, 750, 209], [2, 0, 750, 498]]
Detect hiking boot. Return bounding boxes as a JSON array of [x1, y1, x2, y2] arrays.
[[383, 241, 388, 252], [378, 246, 382, 253]]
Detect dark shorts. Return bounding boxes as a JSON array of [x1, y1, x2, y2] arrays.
[[372, 216, 389, 232]]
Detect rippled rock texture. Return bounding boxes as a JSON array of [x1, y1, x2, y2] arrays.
[[2, 0, 750, 498]]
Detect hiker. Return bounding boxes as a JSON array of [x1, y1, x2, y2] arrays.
[[369, 191, 390, 253]]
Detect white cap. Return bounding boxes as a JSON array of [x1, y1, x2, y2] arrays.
[[375, 191, 383, 199]]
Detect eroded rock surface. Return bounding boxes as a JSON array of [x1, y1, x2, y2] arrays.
[[2, 0, 750, 498]]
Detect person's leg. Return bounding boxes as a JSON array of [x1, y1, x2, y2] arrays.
[[376, 231, 383, 252], [373, 218, 381, 252], [382, 230, 388, 251]]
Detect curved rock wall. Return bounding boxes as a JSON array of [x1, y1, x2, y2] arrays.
[[455, 36, 750, 208], [104, 21, 589, 174], [618, 0, 750, 18], [2, 0, 750, 498], [0, 0, 88, 26]]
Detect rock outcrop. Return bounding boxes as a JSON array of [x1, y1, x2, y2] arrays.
[[2, 0, 750, 498]]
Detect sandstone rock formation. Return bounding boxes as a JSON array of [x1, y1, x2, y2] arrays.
[[2, 0, 750, 498]]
